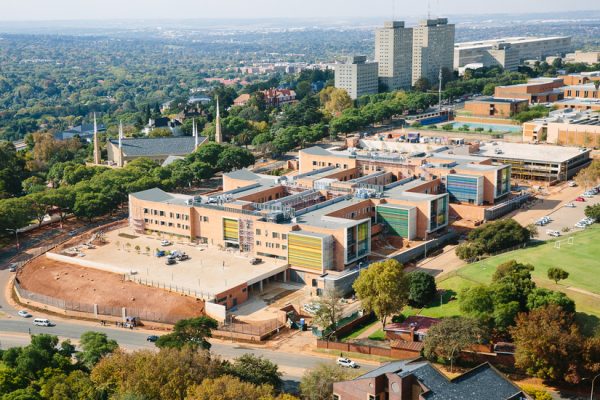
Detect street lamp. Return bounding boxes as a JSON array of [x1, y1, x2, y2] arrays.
[[5, 229, 19, 251], [592, 373, 600, 400]]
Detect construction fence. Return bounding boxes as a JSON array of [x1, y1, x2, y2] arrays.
[[13, 279, 188, 325], [125, 275, 216, 301]]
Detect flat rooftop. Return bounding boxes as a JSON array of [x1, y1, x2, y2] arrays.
[[474, 142, 591, 163], [73, 227, 287, 299]]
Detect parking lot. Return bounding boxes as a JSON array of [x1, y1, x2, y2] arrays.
[[530, 188, 600, 240]]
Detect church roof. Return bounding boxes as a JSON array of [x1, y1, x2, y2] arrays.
[[109, 136, 206, 157]]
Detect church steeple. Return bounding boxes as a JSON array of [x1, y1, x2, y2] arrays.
[[193, 118, 199, 149], [215, 97, 223, 144], [93, 113, 101, 165], [117, 120, 124, 167]]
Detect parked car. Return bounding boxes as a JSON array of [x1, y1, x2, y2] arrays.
[[146, 335, 159, 342], [178, 254, 189, 261], [575, 222, 587, 229], [337, 357, 358, 368], [568, 181, 577, 187], [575, 197, 586, 202], [155, 250, 165, 257], [582, 193, 594, 198], [250, 258, 263, 265], [564, 202, 576, 208], [165, 258, 176, 265], [160, 240, 171, 246], [17, 310, 32, 318], [8, 263, 17, 272], [546, 230, 561, 237], [303, 303, 321, 314]]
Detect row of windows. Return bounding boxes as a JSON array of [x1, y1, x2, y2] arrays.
[[143, 208, 189, 221], [255, 229, 287, 239], [255, 240, 287, 250], [312, 161, 350, 169], [144, 218, 189, 230]]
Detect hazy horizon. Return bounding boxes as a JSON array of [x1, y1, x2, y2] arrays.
[[1, 0, 600, 21]]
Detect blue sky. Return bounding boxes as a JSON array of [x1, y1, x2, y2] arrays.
[[1, 0, 598, 20]]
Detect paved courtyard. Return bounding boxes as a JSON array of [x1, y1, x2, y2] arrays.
[[67, 227, 287, 298]]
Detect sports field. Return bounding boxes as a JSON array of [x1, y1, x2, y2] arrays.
[[412, 225, 600, 332]]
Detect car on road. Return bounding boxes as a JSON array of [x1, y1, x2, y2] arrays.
[[146, 335, 159, 342], [8, 263, 17, 272], [564, 202, 576, 208], [17, 310, 32, 318], [575, 197, 586, 202], [33, 318, 53, 327], [337, 357, 358, 368], [160, 240, 172, 246], [546, 230, 561, 237], [68, 230, 78, 236]]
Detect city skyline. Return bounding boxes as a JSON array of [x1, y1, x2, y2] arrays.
[[1, 0, 599, 21]]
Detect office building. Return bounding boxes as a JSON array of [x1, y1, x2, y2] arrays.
[[334, 56, 379, 99], [464, 97, 528, 118], [563, 83, 600, 100], [454, 36, 572, 70], [523, 109, 600, 147], [332, 359, 527, 400], [412, 18, 455, 86], [375, 21, 413, 91], [494, 77, 565, 104], [485, 43, 520, 71], [565, 51, 600, 65]]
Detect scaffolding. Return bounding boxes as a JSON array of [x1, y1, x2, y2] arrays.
[[238, 218, 254, 253]]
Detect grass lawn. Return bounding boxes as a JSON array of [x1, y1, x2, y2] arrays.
[[339, 319, 378, 342], [367, 329, 386, 341], [405, 226, 600, 333]]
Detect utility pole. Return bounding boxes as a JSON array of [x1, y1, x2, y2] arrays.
[[438, 67, 443, 112]]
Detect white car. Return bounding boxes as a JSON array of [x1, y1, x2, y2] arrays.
[[17, 310, 32, 318], [564, 203, 575, 208], [337, 357, 358, 368], [568, 181, 577, 187], [303, 303, 321, 314], [575, 222, 587, 229], [160, 240, 171, 246], [546, 230, 561, 237]]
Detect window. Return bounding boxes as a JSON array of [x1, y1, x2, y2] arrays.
[[176, 213, 180, 219], [256, 229, 262, 235], [272, 232, 279, 239], [282, 234, 287, 240], [177, 223, 181, 228], [202, 216, 209, 222], [256, 241, 261, 246], [169, 212, 174, 218], [333, 395, 341, 400], [368, 396, 376, 400], [143, 208, 149, 214], [159, 211, 165, 217], [282, 245, 287, 250], [168, 222, 173, 227]]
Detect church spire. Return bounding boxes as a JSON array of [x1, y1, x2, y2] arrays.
[[118, 120, 124, 149], [93, 113, 101, 164], [215, 97, 223, 144], [193, 118, 199, 149]]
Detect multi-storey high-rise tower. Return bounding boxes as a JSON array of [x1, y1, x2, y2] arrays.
[[412, 18, 455, 87], [375, 21, 413, 91]]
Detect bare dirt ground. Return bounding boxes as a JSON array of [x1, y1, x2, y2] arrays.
[[17, 255, 204, 319]]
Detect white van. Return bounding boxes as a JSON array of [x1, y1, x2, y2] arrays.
[[33, 318, 51, 327]]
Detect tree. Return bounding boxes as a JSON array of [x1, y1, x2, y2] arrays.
[[352, 259, 410, 326], [413, 77, 431, 92], [154, 316, 218, 350], [39, 370, 98, 400], [423, 317, 486, 372], [72, 189, 111, 221], [584, 204, 600, 222], [216, 146, 254, 172], [77, 331, 118, 370], [408, 271, 437, 307], [547, 267, 569, 284], [312, 289, 344, 331], [91, 347, 223, 400], [148, 128, 172, 138], [299, 363, 359, 400], [319, 87, 353, 116], [224, 354, 282, 390], [459, 285, 494, 323], [186, 375, 274, 400], [526, 288, 576, 314], [510, 304, 583, 383]]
